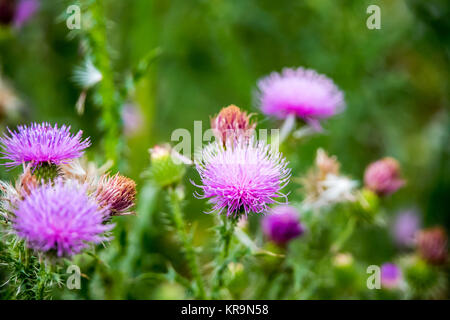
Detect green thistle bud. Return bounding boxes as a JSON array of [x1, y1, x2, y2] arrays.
[[148, 144, 187, 187], [353, 188, 379, 221], [402, 255, 446, 299]]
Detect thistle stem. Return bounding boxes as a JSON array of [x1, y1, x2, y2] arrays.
[[168, 187, 206, 299], [211, 214, 238, 299]]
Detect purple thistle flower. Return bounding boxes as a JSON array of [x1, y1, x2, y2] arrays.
[[0, 122, 91, 168], [262, 205, 304, 245], [193, 139, 291, 217], [13, 179, 113, 257], [381, 263, 402, 289], [256, 67, 344, 129], [392, 209, 421, 248]]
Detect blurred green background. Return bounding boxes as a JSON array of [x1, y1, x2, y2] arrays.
[[0, 0, 448, 299]]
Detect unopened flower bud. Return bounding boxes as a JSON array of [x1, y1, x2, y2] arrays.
[[96, 173, 136, 216], [417, 227, 447, 265], [364, 157, 405, 196], [148, 144, 186, 188], [211, 105, 255, 144]]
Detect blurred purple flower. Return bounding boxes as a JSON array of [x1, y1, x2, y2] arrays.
[[262, 205, 304, 245], [381, 263, 402, 289], [13, 179, 113, 257], [14, 0, 38, 28], [0, 0, 38, 27], [256, 67, 344, 129], [121, 103, 143, 137], [0, 122, 90, 168], [193, 138, 290, 217], [392, 209, 421, 248], [364, 157, 405, 196]]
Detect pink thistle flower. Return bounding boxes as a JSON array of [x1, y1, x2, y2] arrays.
[[0, 122, 91, 168], [193, 139, 290, 217], [13, 179, 112, 257], [262, 205, 304, 245], [364, 157, 405, 196], [256, 67, 345, 129]]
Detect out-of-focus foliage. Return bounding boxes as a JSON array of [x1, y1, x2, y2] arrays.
[[0, 0, 448, 299]]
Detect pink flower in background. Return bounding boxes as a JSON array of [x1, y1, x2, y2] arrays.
[[364, 157, 405, 196], [392, 209, 421, 248], [0, 0, 39, 28], [13, 180, 112, 257], [193, 138, 290, 217], [121, 103, 144, 137], [256, 67, 344, 129], [262, 205, 304, 245], [14, 0, 39, 28], [381, 263, 402, 289]]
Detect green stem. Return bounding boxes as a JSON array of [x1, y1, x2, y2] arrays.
[[211, 214, 238, 299], [86, 0, 122, 167], [168, 188, 206, 299]]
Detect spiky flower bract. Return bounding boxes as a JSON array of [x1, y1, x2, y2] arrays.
[[95, 173, 137, 216], [193, 138, 290, 217], [0, 122, 91, 168], [257, 67, 344, 128], [13, 179, 112, 257], [262, 205, 304, 245]]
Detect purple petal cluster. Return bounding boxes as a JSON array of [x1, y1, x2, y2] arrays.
[[257, 67, 344, 126], [0, 122, 91, 168], [262, 205, 304, 245], [13, 180, 112, 257], [193, 139, 291, 217], [381, 263, 402, 289]]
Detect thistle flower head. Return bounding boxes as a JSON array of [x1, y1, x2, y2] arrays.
[[417, 227, 448, 265], [95, 173, 136, 216], [262, 205, 304, 245], [257, 67, 344, 127], [13, 179, 112, 257], [381, 263, 402, 289], [211, 105, 255, 144], [193, 138, 290, 217], [0, 122, 91, 168], [0, 0, 38, 27], [364, 157, 405, 196]]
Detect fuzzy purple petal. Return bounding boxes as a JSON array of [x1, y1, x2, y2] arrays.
[[0, 122, 90, 168], [13, 179, 112, 257], [257, 67, 345, 121], [193, 139, 291, 217]]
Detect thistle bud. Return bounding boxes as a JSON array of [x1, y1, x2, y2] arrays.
[[417, 227, 448, 265], [148, 144, 187, 188], [211, 105, 255, 144], [364, 157, 405, 196], [96, 173, 137, 216]]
